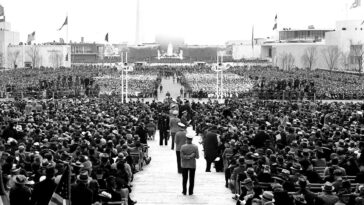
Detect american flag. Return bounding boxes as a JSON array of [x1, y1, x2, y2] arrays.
[[48, 165, 71, 205]]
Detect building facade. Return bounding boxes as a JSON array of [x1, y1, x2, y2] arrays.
[[0, 21, 20, 68], [7, 44, 71, 68], [71, 43, 104, 64]]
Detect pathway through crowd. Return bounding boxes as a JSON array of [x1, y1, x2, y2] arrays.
[[158, 75, 184, 101], [130, 127, 235, 205]]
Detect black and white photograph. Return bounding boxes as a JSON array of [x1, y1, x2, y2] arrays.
[[0, 0, 364, 204]]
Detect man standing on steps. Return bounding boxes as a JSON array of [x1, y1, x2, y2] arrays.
[[158, 112, 170, 146], [175, 122, 187, 173], [180, 134, 199, 195], [169, 110, 181, 150]]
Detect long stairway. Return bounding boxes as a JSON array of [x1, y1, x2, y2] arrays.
[[158, 76, 184, 101], [130, 127, 235, 205]]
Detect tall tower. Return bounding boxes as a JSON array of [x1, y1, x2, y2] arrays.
[[135, 0, 140, 45]]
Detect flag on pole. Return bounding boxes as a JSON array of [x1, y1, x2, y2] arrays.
[[58, 17, 68, 31], [27, 31, 35, 44], [351, 0, 361, 8], [361, 20, 364, 25], [252, 25, 254, 50], [48, 165, 71, 205], [105, 33, 109, 42], [273, 14, 278, 30]]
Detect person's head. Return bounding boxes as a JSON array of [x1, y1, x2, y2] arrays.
[[186, 134, 193, 143], [45, 166, 55, 179]]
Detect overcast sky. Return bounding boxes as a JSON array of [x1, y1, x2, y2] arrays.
[[2, 0, 363, 45]]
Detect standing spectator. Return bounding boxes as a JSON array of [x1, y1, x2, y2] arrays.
[[169, 110, 181, 150], [158, 112, 170, 146], [203, 127, 220, 172], [175, 122, 187, 174], [180, 134, 199, 196], [9, 175, 31, 205], [30, 166, 57, 205], [71, 171, 93, 205]]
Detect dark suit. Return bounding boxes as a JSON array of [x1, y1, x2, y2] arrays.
[[31, 178, 57, 205], [203, 130, 219, 172], [71, 183, 93, 205], [9, 185, 31, 205], [158, 115, 170, 145]]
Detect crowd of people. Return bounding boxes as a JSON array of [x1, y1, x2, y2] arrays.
[[0, 97, 163, 205], [181, 73, 254, 99], [187, 98, 364, 205]]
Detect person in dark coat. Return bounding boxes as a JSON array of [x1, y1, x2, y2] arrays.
[[71, 172, 93, 205], [253, 125, 269, 148], [135, 122, 148, 144], [158, 112, 170, 146], [9, 175, 32, 205], [203, 127, 220, 172], [30, 167, 57, 205]]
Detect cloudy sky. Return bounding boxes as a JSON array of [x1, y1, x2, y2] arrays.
[[1, 0, 363, 45]]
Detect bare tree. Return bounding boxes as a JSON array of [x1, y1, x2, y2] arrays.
[[321, 46, 340, 72], [301, 46, 318, 70], [8, 50, 20, 68], [340, 52, 350, 71], [49, 51, 63, 68], [287, 53, 295, 71], [279, 52, 295, 70], [26, 46, 40, 68], [279, 53, 288, 70], [0, 52, 3, 68], [350, 41, 364, 73]]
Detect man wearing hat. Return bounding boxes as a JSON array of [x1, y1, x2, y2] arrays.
[[175, 122, 187, 173], [180, 134, 199, 195], [71, 171, 94, 205], [158, 112, 170, 146], [31, 166, 57, 205], [169, 110, 181, 150], [9, 175, 31, 205], [317, 182, 339, 205], [203, 126, 220, 172], [261, 191, 274, 205]]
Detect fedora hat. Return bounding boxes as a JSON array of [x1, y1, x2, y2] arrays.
[[262, 191, 274, 201], [13, 175, 27, 185], [177, 122, 186, 128], [77, 171, 91, 183], [322, 181, 335, 192], [186, 134, 194, 139]]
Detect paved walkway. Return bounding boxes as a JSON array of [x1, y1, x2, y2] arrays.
[[130, 127, 235, 205], [158, 76, 184, 101]]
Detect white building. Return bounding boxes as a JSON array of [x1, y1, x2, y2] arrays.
[[260, 20, 364, 71], [0, 21, 20, 67], [226, 39, 264, 60], [7, 44, 71, 68]]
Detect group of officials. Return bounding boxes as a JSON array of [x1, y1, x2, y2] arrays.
[[156, 99, 222, 195]]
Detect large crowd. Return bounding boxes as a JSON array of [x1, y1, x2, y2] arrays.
[[190, 98, 364, 205], [0, 97, 172, 205]]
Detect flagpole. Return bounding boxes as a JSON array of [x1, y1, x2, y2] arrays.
[[66, 13, 69, 44]]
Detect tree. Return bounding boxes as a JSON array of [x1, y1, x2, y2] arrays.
[[301, 46, 318, 70], [279, 52, 295, 70], [8, 50, 20, 68], [321, 46, 340, 72], [0, 52, 3, 68], [349, 41, 364, 73], [26, 46, 40, 68], [340, 52, 350, 71], [49, 51, 63, 68]]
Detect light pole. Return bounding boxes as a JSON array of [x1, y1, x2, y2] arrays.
[[118, 52, 134, 103], [212, 53, 227, 100]]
